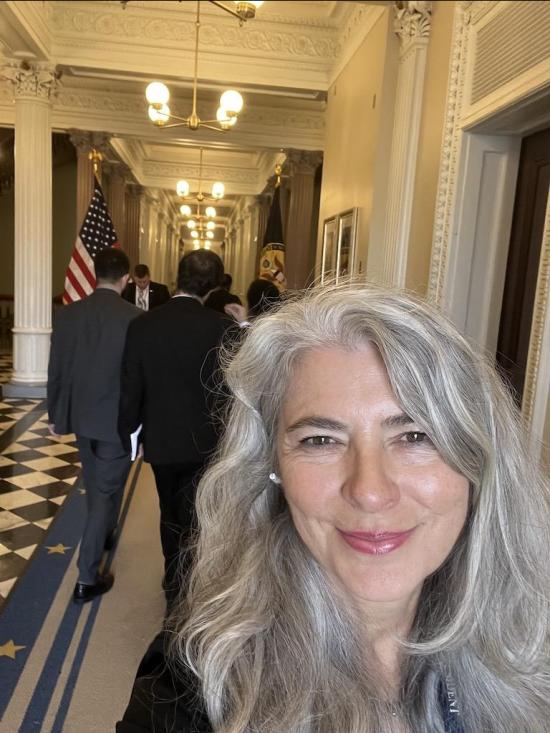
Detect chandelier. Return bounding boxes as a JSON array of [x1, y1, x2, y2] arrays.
[[178, 148, 223, 247], [145, 0, 263, 133]]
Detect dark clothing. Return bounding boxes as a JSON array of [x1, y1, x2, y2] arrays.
[[118, 296, 230, 465], [76, 436, 131, 584], [48, 288, 141, 441], [118, 295, 232, 600], [116, 633, 465, 733], [47, 288, 141, 583], [122, 281, 171, 311], [203, 287, 241, 315], [116, 632, 211, 733], [151, 462, 203, 601]]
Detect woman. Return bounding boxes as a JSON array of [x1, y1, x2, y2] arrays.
[[119, 284, 550, 732]]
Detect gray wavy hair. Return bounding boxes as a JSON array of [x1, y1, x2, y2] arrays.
[[172, 284, 550, 732]]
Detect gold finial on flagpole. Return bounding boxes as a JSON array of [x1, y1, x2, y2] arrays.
[[88, 149, 103, 175], [274, 163, 282, 188]]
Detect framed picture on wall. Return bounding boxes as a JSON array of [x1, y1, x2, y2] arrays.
[[336, 208, 358, 283], [321, 216, 338, 284]]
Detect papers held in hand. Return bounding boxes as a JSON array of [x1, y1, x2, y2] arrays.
[[130, 424, 142, 461]]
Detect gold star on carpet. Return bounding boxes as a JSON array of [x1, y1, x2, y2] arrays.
[[0, 640, 26, 659], [45, 543, 71, 555]]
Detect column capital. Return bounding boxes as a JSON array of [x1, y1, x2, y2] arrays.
[[69, 129, 92, 153], [127, 182, 145, 199], [2, 61, 60, 101], [393, 1, 432, 44], [284, 149, 323, 177]]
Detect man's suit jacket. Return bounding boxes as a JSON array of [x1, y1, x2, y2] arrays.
[[118, 296, 232, 465], [122, 281, 170, 310], [47, 288, 141, 441]]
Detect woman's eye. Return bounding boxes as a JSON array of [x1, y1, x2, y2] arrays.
[[403, 431, 430, 444], [301, 435, 336, 447]]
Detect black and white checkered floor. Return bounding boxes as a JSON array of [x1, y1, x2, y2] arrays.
[[0, 404, 81, 612]]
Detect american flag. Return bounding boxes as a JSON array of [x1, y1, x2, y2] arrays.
[[62, 177, 119, 304]]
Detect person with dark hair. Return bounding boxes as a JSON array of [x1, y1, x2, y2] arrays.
[[118, 249, 233, 605], [122, 263, 170, 311], [246, 277, 281, 318], [203, 271, 242, 315], [47, 248, 141, 603]]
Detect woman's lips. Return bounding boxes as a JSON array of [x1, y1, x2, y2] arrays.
[[338, 528, 415, 555]]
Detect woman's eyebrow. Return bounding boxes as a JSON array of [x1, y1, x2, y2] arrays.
[[286, 416, 347, 433], [382, 413, 414, 428]]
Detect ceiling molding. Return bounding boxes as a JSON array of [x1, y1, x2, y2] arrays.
[[330, 4, 388, 86], [50, 1, 340, 90]]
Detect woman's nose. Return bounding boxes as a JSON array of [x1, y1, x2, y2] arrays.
[[341, 445, 400, 512]]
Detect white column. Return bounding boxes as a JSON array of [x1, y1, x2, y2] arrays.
[[382, 1, 432, 287], [2, 62, 58, 395]]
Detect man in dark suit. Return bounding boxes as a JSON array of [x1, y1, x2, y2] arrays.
[[122, 263, 170, 311], [119, 250, 231, 604], [47, 248, 141, 603]]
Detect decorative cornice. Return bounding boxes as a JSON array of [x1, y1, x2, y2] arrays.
[[51, 5, 340, 60], [1, 61, 60, 101], [394, 1, 432, 43], [142, 160, 259, 186]]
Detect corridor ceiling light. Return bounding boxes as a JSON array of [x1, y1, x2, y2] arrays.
[[211, 181, 225, 200], [144, 0, 256, 133], [205, 206, 217, 218], [187, 219, 197, 229], [206, 220, 216, 230], [180, 204, 192, 216], [206, 231, 214, 239], [176, 148, 224, 204]]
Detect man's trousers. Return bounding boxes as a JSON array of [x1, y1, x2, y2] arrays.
[[151, 462, 204, 603], [76, 436, 131, 585]]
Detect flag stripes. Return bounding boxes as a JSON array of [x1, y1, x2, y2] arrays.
[[62, 178, 119, 305]]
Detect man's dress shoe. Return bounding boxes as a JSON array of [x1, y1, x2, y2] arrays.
[[73, 573, 114, 604]]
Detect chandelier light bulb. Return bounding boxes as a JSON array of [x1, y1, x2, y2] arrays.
[[216, 107, 238, 130], [219, 90, 243, 116], [187, 219, 196, 229], [179, 204, 192, 216], [204, 242, 211, 250], [146, 81, 170, 106], [191, 230, 199, 239], [206, 220, 216, 230], [211, 182, 225, 200], [176, 180, 190, 198], [148, 104, 170, 125], [233, 1, 263, 21], [205, 206, 217, 218], [206, 231, 214, 239]]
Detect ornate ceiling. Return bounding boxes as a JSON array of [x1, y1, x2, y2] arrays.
[[0, 0, 389, 214]]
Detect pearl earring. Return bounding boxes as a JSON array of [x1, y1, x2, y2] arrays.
[[269, 472, 281, 485]]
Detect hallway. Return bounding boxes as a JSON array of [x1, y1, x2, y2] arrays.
[[0, 456, 165, 732]]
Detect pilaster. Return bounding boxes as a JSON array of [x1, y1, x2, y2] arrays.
[[382, 1, 432, 286], [285, 150, 323, 289]]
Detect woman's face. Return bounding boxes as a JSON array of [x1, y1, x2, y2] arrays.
[[277, 343, 470, 612]]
